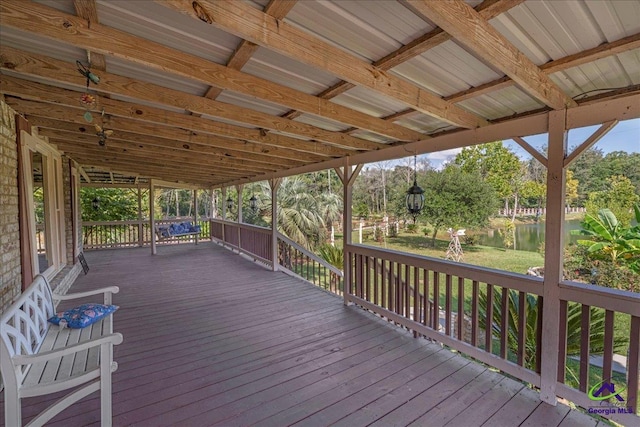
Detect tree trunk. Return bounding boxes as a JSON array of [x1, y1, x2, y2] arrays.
[[431, 228, 439, 247], [510, 194, 519, 250]]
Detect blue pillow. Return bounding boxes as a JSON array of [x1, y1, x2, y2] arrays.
[[48, 303, 119, 329]]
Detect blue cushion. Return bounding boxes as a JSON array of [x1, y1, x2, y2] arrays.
[[48, 303, 119, 328]]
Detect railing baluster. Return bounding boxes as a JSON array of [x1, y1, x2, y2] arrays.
[[602, 310, 614, 384], [486, 284, 493, 353], [422, 268, 429, 328], [405, 264, 410, 319], [445, 274, 452, 336], [517, 291, 526, 366], [432, 272, 439, 332], [557, 299, 567, 381], [413, 266, 419, 325], [500, 287, 508, 359], [628, 316, 640, 414], [471, 280, 479, 347], [579, 304, 591, 392], [373, 257, 379, 306], [458, 277, 464, 341]]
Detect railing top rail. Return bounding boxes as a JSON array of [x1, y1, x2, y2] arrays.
[[346, 243, 542, 294], [211, 218, 272, 234], [83, 220, 144, 226], [278, 233, 343, 277], [560, 280, 640, 316]]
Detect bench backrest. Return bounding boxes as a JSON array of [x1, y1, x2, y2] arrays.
[[0, 275, 55, 380]]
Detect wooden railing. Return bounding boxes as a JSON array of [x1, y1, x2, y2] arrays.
[[277, 234, 344, 295], [345, 243, 639, 425], [83, 219, 210, 250], [555, 281, 639, 425], [209, 219, 343, 294], [209, 219, 272, 264]]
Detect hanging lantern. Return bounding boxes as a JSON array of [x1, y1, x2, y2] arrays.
[[226, 195, 233, 211], [249, 194, 258, 212], [405, 155, 424, 222], [92, 197, 100, 211]]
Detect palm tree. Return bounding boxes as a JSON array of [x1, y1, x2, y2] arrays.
[[258, 178, 328, 249]]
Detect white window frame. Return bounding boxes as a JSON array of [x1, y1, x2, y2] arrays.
[[20, 130, 66, 280]]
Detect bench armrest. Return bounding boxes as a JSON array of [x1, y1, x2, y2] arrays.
[[13, 333, 124, 366], [53, 286, 120, 305]]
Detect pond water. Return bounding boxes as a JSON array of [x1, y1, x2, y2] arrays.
[[476, 219, 583, 252]]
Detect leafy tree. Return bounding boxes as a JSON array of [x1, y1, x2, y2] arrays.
[[454, 142, 521, 211], [585, 175, 639, 227], [420, 166, 498, 246], [81, 188, 141, 222], [565, 169, 579, 208]]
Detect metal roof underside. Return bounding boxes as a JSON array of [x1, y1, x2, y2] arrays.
[[1, 0, 639, 186]]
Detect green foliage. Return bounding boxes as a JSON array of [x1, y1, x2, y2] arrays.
[[405, 223, 418, 234], [454, 141, 521, 200], [317, 244, 344, 269], [81, 188, 142, 222], [421, 226, 431, 236], [420, 166, 498, 246], [564, 245, 640, 292], [585, 175, 639, 227], [572, 205, 640, 270], [502, 219, 515, 250], [479, 289, 629, 371], [462, 233, 478, 246]]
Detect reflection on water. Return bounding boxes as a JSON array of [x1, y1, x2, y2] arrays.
[[476, 219, 583, 252]]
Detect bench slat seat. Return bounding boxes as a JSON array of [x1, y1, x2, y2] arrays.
[[1, 275, 122, 427]]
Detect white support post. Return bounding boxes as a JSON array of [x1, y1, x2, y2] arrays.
[[194, 189, 199, 245], [221, 187, 227, 242], [236, 184, 244, 224], [340, 159, 362, 305], [150, 180, 156, 255], [270, 178, 281, 271], [137, 186, 143, 247], [236, 184, 243, 247], [540, 110, 568, 405]]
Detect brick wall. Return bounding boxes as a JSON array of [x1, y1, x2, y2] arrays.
[[0, 98, 20, 312]]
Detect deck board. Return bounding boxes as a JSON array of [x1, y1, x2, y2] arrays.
[[4, 243, 599, 426]]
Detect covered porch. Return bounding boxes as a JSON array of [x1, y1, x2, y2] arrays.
[[9, 243, 601, 427]]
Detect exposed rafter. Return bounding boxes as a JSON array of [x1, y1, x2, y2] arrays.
[[159, 0, 487, 129], [0, 1, 424, 143], [407, 0, 576, 110]]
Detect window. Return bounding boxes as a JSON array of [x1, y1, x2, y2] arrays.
[[20, 130, 66, 280]]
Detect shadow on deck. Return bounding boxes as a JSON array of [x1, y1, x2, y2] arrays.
[[11, 243, 603, 426]]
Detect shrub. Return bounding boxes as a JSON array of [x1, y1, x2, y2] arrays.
[[406, 223, 418, 234]]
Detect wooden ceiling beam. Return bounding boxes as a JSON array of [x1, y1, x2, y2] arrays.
[[51, 143, 243, 183], [72, 0, 106, 71], [11, 100, 306, 168], [204, 0, 297, 99], [408, 0, 576, 110], [0, 46, 380, 152], [39, 128, 280, 173], [0, 1, 423, 143], [286, 0, 524, 114], [160, 0, 486, 129], [0, 75, 337, 161], [446, 33, 640, 104]]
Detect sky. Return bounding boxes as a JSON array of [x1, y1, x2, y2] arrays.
[[420, 118, 640, 170]]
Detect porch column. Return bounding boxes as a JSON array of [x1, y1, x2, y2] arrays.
[[194, 189, 199, 245], [150, 180, 156, 255], [270, 178, 281, 271], [137, 185, 143, 247], [236, 184, 243, 248], [236, 184, 244, 224], [221, 187, 227, 243], [338, 158, 362, 305], [540, 110, 567, 405]]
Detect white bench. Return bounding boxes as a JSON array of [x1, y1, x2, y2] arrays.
[[0, 275, 123, 427]]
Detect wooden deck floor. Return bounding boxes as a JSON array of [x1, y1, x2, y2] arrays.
[[10, 243, 603, 426]]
